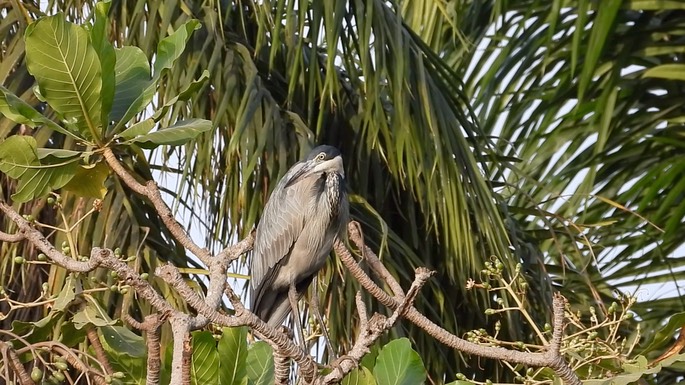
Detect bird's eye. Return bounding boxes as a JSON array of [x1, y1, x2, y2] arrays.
[[315, 152, 326, 161]]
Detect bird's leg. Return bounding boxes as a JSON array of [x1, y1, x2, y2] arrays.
[[310, 276, 337, 360], [288, 283, 308, 352]]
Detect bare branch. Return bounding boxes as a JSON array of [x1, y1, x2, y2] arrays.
[[124, 314, 164, 385], [102, 147, 213, 266], [320, 267, 431, 384], [336, 221, 582, 385], [86, 326, 113, 375], [0, 229, 24, 242], [1, 341, 33, 385], [349, 222, 404, 297]]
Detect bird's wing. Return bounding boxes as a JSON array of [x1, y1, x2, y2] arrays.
[[250, 163, 308, 298]]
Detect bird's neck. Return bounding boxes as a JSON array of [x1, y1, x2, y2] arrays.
[[324, 173, 343, 217]]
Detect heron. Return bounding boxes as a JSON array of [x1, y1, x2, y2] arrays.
[[250, 145, 349, 347]]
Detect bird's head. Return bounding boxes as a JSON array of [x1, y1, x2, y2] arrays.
[[286, 145, 345, 187]]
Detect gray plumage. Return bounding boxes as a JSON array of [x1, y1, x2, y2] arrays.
[[250, 145, 349, 327]]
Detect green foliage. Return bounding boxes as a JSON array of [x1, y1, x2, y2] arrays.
[[191, 331, 220, 385], [0, 10, 212, 204], [24, 14, 104, 141], [0, 136, 79, 202], [245, 341, 274, 385], [218, 327, 249, 385], [372, 338, 426, 385]]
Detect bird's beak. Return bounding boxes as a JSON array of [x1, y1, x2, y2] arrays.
[[284, 155, 345, 188], [312, 155, 345, 177]]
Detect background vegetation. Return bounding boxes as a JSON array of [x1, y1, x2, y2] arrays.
[[1, 0, 685, 383]]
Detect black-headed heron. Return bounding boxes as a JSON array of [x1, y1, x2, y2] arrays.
[[250, 145, 349, 346]]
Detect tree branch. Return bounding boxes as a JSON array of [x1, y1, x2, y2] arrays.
[[155, 263, 319, 381], [335, 221, 582, 385], [124, 314, 164, 385], [102, 147, 213, 266]]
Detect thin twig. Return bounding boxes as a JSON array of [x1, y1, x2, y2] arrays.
[[0, 229, 23, 242]]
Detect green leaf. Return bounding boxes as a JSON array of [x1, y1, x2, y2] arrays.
[[0, 136, 39, 179], [72, 302, 117, 329], [36, 148, 83, 160], [153, 20, 201, 77], [111, 46, 152, 123], [119, 119, 155, 140], [342, 367, 377, 385], [0, 85, 78, 139], [59, 321, 88, 347], [62, 161, 110, 199], [641, 312, 685, 354], [151, 69, 210, 121], [191, 331, 219, 385], [102, 331, 147, 385], [10, 312, 60, 345], [90, 0, 115, 128], [218, 327, 249, 385], [245, 341, 273, 385], [0, 136, 79, 202], [130, 119, 213, 149], [53, 274, 78, 311], [577, 0, 621, 99], [24, 13, 103, 141], [373, 339, 426, 385], [642, 64, 685, 81], [111, 20, 199, 133], [101, 325, 146, 358]]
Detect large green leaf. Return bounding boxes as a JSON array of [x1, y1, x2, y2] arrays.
[[90, 0, 115, 128], [62, 161, 110, 199], [0, 85, 79, 139], [0, 136, 79, 202], [129, 118, 213, 149], [191, 331, 219, 385], [102, 331, 147, 385], [111, 46, 152, 123], [245, 341, 273, 385], [641, 312, 685, 354], [153, 20, 201, 77], [111, 19, 200, 133], [24, 13, 103, 141], [10, 313, 60, 346], [101, 325, 147, 358], [218, 327, 249, 385], [373, 339, 426, 385]]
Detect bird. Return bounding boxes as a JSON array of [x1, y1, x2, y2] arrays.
[[250, 144, 349, 338]]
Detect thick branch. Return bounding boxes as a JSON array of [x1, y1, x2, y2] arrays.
[[124, 314, 163, 385]]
